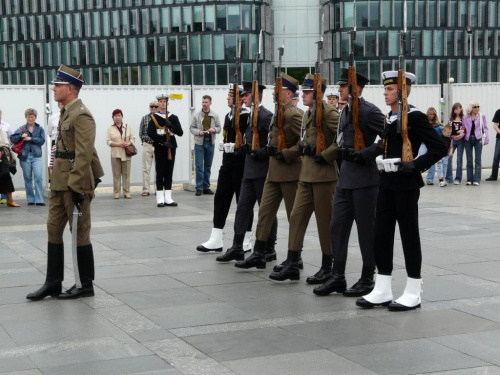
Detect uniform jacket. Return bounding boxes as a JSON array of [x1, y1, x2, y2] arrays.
[[267, 101, 302, 182], [242, 105, 273, 180], [10, 123, 46, 161], [381, 106, 448, 190], [222, 109, 250, 165], [300, 102, 339, 183], [189, 108, 221, 145], [337, 97, 386, 189], [147, 112, 183, 149], [51, 98, 98, 193], [462, 113, 489, 143], [106, 123, 136, 161]]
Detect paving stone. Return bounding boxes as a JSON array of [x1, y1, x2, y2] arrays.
[[333, 338, 488, 375], [169, 269, 263, 287], [95, 264, 162, 280], [223, 349, 377, 375], [424, 367, 500, 375], [420, 274, 500, 302], [95, 275, 186, 294], [116, 287, 216, 310], [454, 301, 500, 323], [0, 356, 36, 373], [184, 327, 320, 362]]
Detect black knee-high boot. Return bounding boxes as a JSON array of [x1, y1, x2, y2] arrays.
[[26, 243, 64, 300]]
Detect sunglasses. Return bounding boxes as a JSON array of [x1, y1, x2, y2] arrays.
[[472, 106, 480, 108], [150, 105, 159, 108]]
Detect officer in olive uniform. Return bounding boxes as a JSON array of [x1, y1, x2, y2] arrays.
[[27, 65, 103, 300], [356, 71, 447, 311], [216, 81, 277, 262], [314, 69, 385, 297], [235, 73, 302, 269], [269, 74, 339, 282], [327, 92, 340, 109]]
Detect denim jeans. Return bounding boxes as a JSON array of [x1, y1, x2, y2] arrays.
[[195, 140, 215, 190], [490, 137, 500, 179], [436, 156, 449, 179], [417, 142, 436, 183], [20, 154, 44, 204], [465, 135, 483, 183], [446, 138, 465, 183]]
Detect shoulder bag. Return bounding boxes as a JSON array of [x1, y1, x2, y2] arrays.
[[124, 125, 137, 156]]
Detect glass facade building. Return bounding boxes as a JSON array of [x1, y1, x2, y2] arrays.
[[0, 0, 273, 85], [323, 0, 500, 84]]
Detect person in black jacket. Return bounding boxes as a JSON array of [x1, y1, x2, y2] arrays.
[[196, 85, 253, 253], [147, 94, 183, 207], [356, 71, 447, 312]]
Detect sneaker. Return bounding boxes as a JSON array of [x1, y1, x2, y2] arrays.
[[473, 182, 480, 186], [439, 181, 447, 187], [453, 179, 460, 185], [466, 181, 472, 186], [0, 198, 6, 204], [195, 189, 202, 196], [426, 181, 434, 185], [203, 189, 214, 195], [485, 177, 497, 181]]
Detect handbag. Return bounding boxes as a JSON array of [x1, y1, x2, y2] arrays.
[[123, 125, 137, 156], [12, 127, 26, 155], [0, 154, 9, 178]]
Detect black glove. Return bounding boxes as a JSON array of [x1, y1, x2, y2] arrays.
[[352, 151, 366, 164], [70, 188, 85, 211], [163, 141, 173, 148], [395, 161, 417, 175], [94, 178, 102, 189], [9, 166, 17, 175], [235, 144, 249, 156], [275, 151, 285, 161], [314, 154, 327, 165], [166, 121, 172, 129]]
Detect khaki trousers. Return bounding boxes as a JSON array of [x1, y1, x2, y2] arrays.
[[142, 143, 155, 192], [111, 158, 131, 195], [288, 181, 336, 254]]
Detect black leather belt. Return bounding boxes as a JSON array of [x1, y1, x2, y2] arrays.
[[55, 151, 75, 159]]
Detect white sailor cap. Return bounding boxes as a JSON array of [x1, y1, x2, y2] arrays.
[[326, 92, 339, 99], [228, 84, 243, 94], [156, 93, 169, 100], [382, 71, 416, 86]]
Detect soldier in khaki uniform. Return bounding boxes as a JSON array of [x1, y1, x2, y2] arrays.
[[27, 65, 102, 300], [235, 73, 302, 269], [270, 74, 339, 282]]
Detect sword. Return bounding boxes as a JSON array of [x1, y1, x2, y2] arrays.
[[72, 204, 82, 289]]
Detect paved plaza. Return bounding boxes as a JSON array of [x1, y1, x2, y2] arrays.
[[1, 177, 500, 375]]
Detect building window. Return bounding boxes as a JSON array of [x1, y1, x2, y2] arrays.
[[190, 35, 199, 61], [182, 6, 191, 32], [228, 4, 240, 30], [171, 7, 179, 32], [205, 5, 215, 31], [217, 63, 227, 85], [216, 5, 226, 31], [213, 34, 223, 60]]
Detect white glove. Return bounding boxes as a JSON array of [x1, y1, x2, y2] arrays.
[[376, 155, 384, 171], [382, 158, 401, 173], [218, 141, 224, 152], [223, 143, 235, 153]]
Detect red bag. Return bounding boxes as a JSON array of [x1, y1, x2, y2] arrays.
[[12, 127, 26, 155]]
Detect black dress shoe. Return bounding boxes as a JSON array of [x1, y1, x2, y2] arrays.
[[306, 268, 333, 285], [234, 252, 266, 269], [269, 264, 300, 281], [35, 203, 46, 206], [265, 250, 277, 262], [26, 282, 62, 300], [196, 244, 223, 252], [164, 201, 178, 206], [343, 278, 375, 297], [203, 189, 215, 195], [273, 258, 303, 272], [195, 189, 202, 196], [57, 283, 94, 299], [486, 176, 497, 181], [388, 301, 421, 311], [356, 297, 392, 309], [28, 203, 35, 205], [313, 273, 347, 296], [157, 203, 164, 207], [216, 247, 244, 262]]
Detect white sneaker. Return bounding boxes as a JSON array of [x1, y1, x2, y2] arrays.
[[466, 181, 472, 186], [453, 179, 460, 185], [439, 181, 447, 187], [473, 182, 480, 186]]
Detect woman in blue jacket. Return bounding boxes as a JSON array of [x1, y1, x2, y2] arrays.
[[10, 108, 46, 205]]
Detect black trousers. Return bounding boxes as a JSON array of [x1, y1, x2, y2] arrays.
[[374, 185, 422, 278], [330, 185, 378, 268], [154, 147, 176, 190], [234, 177, 277, 242], [213, 160, 253, 230]]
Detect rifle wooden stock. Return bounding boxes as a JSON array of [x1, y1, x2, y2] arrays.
[[348, 66, 365, 151], [314, 74, 326, 154], [251, 80, 260, 150], [398, 70, 413, 161], [233, 83, 243, 148], [275, 77, 286, 151], [165, 113, 172, 160]]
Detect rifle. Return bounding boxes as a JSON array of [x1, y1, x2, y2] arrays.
[[348, 0, 365, 151], [276, 26, 286, 151], [398, 0, 412, 161], [165, 112, 172, 160], [251, 30, 263, 150], [233, 36, 242, 148], [313, 14, 326, 154]]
